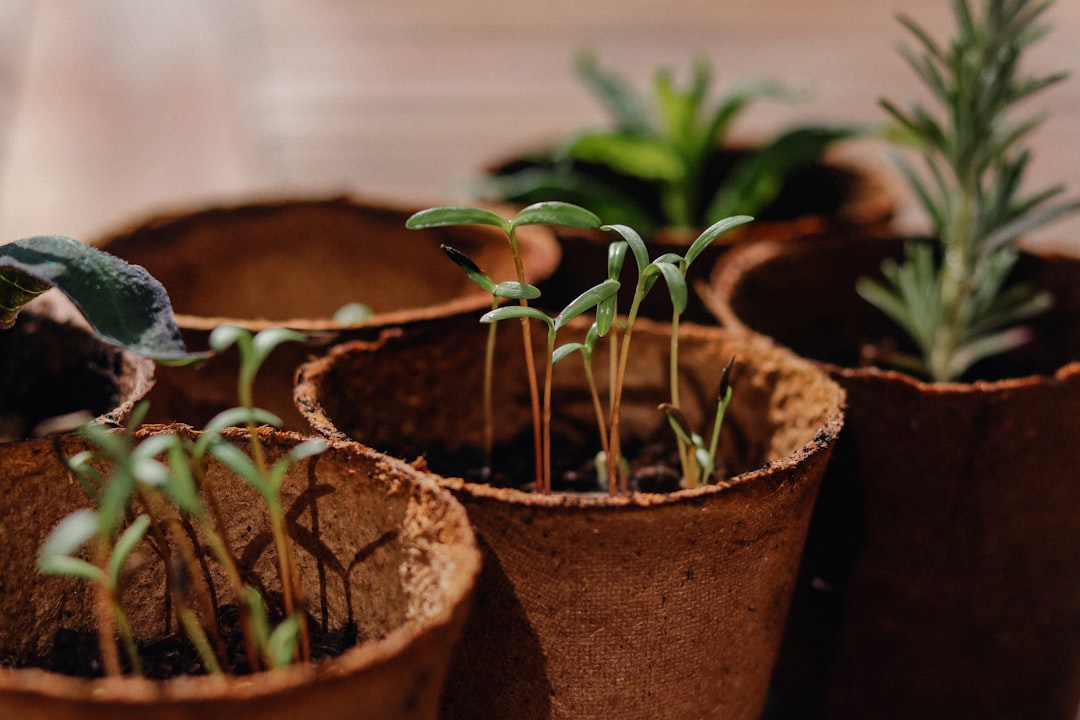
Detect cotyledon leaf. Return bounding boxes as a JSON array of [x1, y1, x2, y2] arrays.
[[0, 235, 193, 360]]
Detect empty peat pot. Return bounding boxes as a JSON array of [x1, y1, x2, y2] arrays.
[[0, 427, 480, 720], [295, 314, 845, 720], [94, 195, 560, 430], [706, 234, 1080, 720]]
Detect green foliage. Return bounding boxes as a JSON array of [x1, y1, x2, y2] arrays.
[[478, 52, 856, 233], [420, 201, 750, 494], [858, 0, 1080, 382], [38, 326, 324, 677], [0, 235, 195, 360]]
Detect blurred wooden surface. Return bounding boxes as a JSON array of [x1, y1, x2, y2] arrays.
[[0, 0, 1078, 253]]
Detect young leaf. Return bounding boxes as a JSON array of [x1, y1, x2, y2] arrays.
[[684, 215, 755, 267], [480, 304, 553, 327], [601, 224, 650, 275], [510, 201, 602, 230], [0, 236, 192, 360], [107, 515, 151, 591], [442, 245, 496, 293], [406, 206, 510, 233], [39, 509, 100, 565], [554, 279, 621, 330], [492, 281, 542, 301]]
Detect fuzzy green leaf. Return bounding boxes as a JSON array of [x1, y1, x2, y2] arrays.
[[0, 236, 191, 360]]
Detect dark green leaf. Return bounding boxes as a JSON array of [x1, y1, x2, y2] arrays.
[[0, 236, 191, 360], [705, 126, 858, 220]]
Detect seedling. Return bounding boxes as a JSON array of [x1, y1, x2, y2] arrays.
[[407, 202, 602, 489], [421, 202, 750, 495], [38, 327, 326, 676], [480, 52, 856, 233], [857, 0, 1080, 382]]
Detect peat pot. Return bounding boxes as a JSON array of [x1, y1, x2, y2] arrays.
[[0, 427, 481, 720], [295, 313, 845, 720], [706, 234, 1080, 720], [95, 196, 560, 430], [0, 308, 154, 440]]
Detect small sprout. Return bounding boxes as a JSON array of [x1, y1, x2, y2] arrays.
[[414, 202, 602, 492], [38, 325, 325, 676], [332, 302, 374, 326]]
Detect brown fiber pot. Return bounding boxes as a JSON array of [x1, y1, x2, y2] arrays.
[[705, 234, 1080, 720], [0, 426, 481, 720], [294, 313, 845, 719], [94, 195, 561, 430], [0, 308, 155, 440]]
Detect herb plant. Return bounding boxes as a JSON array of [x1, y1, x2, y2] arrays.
[[411, 202, 749, 495], [857, 0, 1080, 382], [479, 52, 854, 234], [38, 326, 326, 677], [407, 202, 603, 490]]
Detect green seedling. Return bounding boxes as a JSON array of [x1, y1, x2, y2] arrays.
[[408, 201, 602, 489], [660, 356, 735, 487], [601, 215, 751, 492], [481, 52, 856, 233], [482, 279, 620, 494], [441, 244, 541, 476], [858, 0, 1080, 382], [38, 326, 325, 677]]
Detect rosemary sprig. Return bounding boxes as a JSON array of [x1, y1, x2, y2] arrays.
[[857, 0, 1080, 382]]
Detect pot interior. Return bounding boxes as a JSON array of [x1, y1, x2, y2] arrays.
[[96, 197, 558, 325], [298, 313, 842, 489], [0, 428, 477, 681]]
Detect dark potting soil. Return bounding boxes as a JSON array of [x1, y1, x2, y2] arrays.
[[2, 602, 361, 680], [404, 429, 727, 495]]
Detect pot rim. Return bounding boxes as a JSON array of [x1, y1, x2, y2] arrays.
[[93, 193, 562, 333], [294, 319, 846, 513], [708, 233, 1080, 395], [0, 428, 481, 705]]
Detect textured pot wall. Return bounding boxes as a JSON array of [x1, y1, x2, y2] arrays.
[[95, 196, 560, 430], [707, 235, 1080, 720], [296, 315, 845, 719], [0, 310, 154, 440], [0, 428, 480, 720]]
